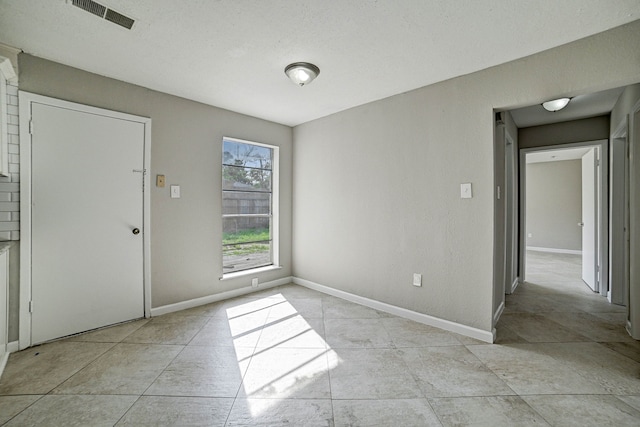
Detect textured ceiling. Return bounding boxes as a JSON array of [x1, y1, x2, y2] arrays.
[[1, 0, 639, 126]]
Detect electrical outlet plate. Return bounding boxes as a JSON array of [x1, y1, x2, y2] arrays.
[[251, 278, 259, 287], [413, 273, 422, 287], [156, 175, 165, 187]]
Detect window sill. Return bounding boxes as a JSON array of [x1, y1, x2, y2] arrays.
[[219, 265, 282, 281]]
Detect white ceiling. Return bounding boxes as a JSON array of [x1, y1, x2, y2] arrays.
[[1, 0, 639, 126], [526, 147, 592, 164], [510, 86, 626, 128]]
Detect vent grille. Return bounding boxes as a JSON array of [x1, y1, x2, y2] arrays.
[[71, 0, 135, 30], [72, 0, 105, 17], [104, 9, 135, 30]]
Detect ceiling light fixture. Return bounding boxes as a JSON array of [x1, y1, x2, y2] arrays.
[[542, 97, 571, 112], [284, 62, 320, 86]]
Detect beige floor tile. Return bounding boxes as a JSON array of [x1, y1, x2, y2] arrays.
[[324, 318, 394, 349], [322, 297, 383, 319], [239, 347, 331, 399], [381, 317, 463, 347], [116, 396, 233, 426], [144, 345, 251, 397], [5, 395, 137, 427], [617, 395, 640, 412], [499, 313, 590, 343], [542, 311, 635, 343], [0, 341, 114, 395], [226, 398, 333, 427], [189, 309, 267, 347], [267, 297, 324, 319], [52, 343, 182, 395], [328, 348, 422, 399], [333, 398, 443, 427], [69, 319, 149, 343], [539, 342, 640, 394], [257, 315, 327, 349], [401, 346, 515, 397], [0, 395, 42, 424], [122, 316, 207, 345], [522, 394, 640, 426], [429, 396, 550, 427], [468, 344, 609, 395]]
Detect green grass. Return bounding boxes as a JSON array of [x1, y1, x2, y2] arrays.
[[223, 228, 270, 255], [223, 228, 270, 245]]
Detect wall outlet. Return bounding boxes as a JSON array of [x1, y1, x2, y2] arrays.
[[528, 233, 532, 238], [251, 278, 259, 287], [413, 273, 422, 287]]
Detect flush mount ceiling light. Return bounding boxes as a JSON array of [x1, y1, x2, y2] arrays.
[[284, 62, 320, 86], [542, 97, 571, 112]]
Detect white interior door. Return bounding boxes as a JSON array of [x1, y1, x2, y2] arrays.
[[30, 102, 145, 344], [581, 148, 597, 291]]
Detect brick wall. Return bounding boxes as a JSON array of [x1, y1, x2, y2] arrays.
[[0, 80, 19, 240]]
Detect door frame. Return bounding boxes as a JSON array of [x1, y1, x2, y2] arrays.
[[18, 92, 152, 349], [518, 139, 609, 296], [610, 118, 629, 306]]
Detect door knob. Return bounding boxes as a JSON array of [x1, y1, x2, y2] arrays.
[[132, 228, 140, 235]]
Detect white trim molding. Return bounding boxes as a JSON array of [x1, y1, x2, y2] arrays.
[[493, 300, 505, 327], [151, 276, 293, 317], [293, 277, 494, 343], [526, 246, 582, 255]]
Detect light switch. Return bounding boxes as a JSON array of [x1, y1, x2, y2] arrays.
[[170, 185, 181, 198], [460, 183, 472, 199], [156, 175, 165, 188]]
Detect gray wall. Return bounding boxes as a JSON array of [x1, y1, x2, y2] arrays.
[[610, 83, 640, 337], [519, 115, 610, 149], [526, 160, 582, 251], [292, 20, 640, 333], [18, 54, 293, 308]]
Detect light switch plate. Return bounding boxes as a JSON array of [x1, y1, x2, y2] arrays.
[[170, 185, 181, 198], [460, 183, 472, 199]]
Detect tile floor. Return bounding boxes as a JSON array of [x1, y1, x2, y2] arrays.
[[1, 251, 640, 426]]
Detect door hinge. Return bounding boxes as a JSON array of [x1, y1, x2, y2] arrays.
[[29, 300, 33, 313], [29, 120, 34, 135]]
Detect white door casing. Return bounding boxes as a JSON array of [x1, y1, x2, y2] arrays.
[[581, 148, 598, 292], [19, 93, 151, 348]]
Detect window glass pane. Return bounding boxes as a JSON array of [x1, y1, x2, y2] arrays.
[[223, 165, 272, 192], [223, 217, 271, 273], [223, 241, 272, 273], [223, 140, 272, 169], [223, 191, 271, 215]]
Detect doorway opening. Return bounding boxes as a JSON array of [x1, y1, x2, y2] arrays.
[[521, 142, 609, 298]]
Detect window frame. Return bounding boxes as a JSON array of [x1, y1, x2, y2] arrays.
[[220, 136, 279, 278]]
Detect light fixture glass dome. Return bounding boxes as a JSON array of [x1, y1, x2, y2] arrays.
[[542, 97, 571, 112], [285, 62, 320, 86]]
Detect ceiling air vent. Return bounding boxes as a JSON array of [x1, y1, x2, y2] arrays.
[[71, 0, 135, 30]]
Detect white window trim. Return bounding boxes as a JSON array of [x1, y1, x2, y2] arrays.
[[221, 136, 279, 278]]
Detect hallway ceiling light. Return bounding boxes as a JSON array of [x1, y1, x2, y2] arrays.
[[542, 97, 571, 112], [284, 62, 320, 86]]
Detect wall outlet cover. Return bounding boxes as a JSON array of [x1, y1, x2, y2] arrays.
[[413, 273, 422, 287]]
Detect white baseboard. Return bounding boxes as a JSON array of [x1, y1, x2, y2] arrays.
[[510, 277, 519, 293], [0, 342, 19, 379], [526, 246, 582, 255], [293, 277, 494, 344], [0, 352, 8, 379], [493, 300, 505, 327], [7, 341, 19, 353], [150, 276, 293, 317]]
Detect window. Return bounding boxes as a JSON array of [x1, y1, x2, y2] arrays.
[[222, 137, 278, 274]]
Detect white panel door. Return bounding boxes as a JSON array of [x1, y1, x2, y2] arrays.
[[581, 148, 597, 291], [31, 102, 145, 344]]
